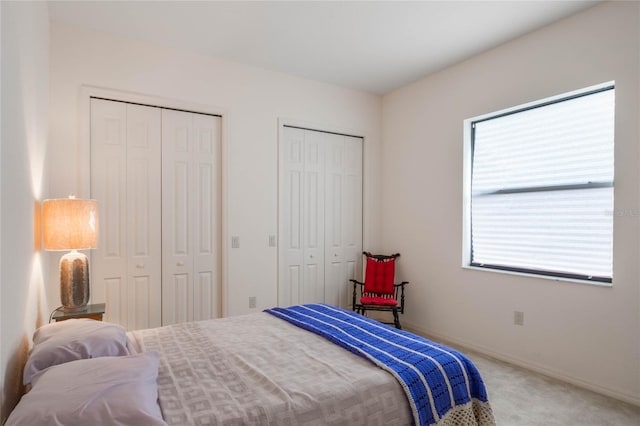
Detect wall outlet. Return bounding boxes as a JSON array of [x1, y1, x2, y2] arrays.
[[249, 296, 257, 309], [231, 236, 240, 248], [514, 310, 524, 326], [268, 235, 276, 247]]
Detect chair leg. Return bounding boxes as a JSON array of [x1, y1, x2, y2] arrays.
[[393, 308, 401, 329]]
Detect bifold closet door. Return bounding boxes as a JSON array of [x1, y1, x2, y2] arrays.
[[324, 134, 363, 307], [279, 127, 326, 306], [90, 99, 162, 330], [279, 126, 362, 308], [162, 109, 221, 325]]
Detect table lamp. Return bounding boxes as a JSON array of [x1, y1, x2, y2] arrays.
[[42, 196, 99, 312]]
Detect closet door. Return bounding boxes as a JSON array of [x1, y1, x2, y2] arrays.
[[90, 99, 162, 330], [302, 130, 326, 303], [192, 114, 221, 321], [324, 134, 363, 307], [278, 127, 304, 306], [162, 109, 221, 324], [279, 127, 326, 306], [279, 126, 362, 308]]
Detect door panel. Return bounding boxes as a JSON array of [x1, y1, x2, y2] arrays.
[[341, 136, 363, 308], [91, 99, 127, 324], [279, 126, 362, 309], [92, 98, 219, 329], [91, 99, 162, 330], [286, 265, 301, 306], [303, 131, 326, 304], [325, 259, 343, 306], [162, 110, 194, 324], [162, 109, 221, 324], [279, 127, 305, 307], [166, 274, 191, 325], [104, 158, 124, 258], [196, 272, 213, 320], [103, 278, 123, 324], [126, 104, 162, 330], [132, 276, 151, 330], [193, 114, 220, 321]]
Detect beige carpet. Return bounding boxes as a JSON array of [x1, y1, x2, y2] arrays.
[[462, 348, 640, 425], [366, 314, 638, 424], [395, 316, 639, 425]]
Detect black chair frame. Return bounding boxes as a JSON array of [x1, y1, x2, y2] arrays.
[[350, 252, 409, 329]]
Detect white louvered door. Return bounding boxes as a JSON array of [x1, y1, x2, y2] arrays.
[[91, 98, 220, 329], [279, 126, 362, 308], [91, 99, 162, 330], [161, 109, 221, 325]]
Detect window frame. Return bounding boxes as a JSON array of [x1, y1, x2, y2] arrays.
[[462, 82, 615, 285]]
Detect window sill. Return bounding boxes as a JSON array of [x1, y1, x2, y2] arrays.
[[461, 264, 613, 288]]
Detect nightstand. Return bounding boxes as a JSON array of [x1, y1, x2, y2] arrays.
[[51, 303, 106, 322]]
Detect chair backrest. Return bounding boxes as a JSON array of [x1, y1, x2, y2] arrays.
[[363, 253, 398, 296]]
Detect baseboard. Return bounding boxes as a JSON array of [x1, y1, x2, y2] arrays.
[[403, 321, 640, 408]]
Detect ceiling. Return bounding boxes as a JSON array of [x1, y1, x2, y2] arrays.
[[48, 1, 599, 95]]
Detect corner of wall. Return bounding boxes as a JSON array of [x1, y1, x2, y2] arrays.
[[0, 1, 50, 422]]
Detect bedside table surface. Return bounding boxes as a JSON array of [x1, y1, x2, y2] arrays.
[[52, 303, 106, 321]]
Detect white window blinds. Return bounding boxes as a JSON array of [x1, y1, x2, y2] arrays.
[[470, 86, 614, 283]]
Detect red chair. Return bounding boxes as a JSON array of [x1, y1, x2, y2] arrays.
[[350, 252, 409, 329]]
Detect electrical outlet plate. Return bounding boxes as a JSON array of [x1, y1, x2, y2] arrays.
[[514, 311, 524, 326], [249, 296, 256, 309], [231, 236, 240, 248]]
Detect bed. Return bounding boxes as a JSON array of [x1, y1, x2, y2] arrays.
[[9, 304, 495, 426]]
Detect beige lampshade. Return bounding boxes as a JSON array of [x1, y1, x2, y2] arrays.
[[42, 197, 99, 250]]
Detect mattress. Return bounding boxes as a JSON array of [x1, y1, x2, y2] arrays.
[[131, 311, 415, 425]]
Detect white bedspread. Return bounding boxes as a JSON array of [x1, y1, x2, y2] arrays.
[[132, 312, 414, 425]]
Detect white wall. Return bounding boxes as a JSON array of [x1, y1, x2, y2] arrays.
[[48, 22, 383, 318], [9, 1, 636, 417], [0, 1, 50, 422], [382, 1, 639, 405]]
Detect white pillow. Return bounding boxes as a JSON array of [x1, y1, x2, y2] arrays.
[[23, 318, 129, 385], [7, 352, 167, 426]]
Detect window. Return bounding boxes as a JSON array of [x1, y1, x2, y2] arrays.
[[464, 83, 614, 283]]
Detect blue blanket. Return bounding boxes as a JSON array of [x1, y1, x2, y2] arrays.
[[265, 304, 489, 426]]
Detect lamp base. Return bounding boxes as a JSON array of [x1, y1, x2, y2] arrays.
[[60, 250, 90, 313]]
